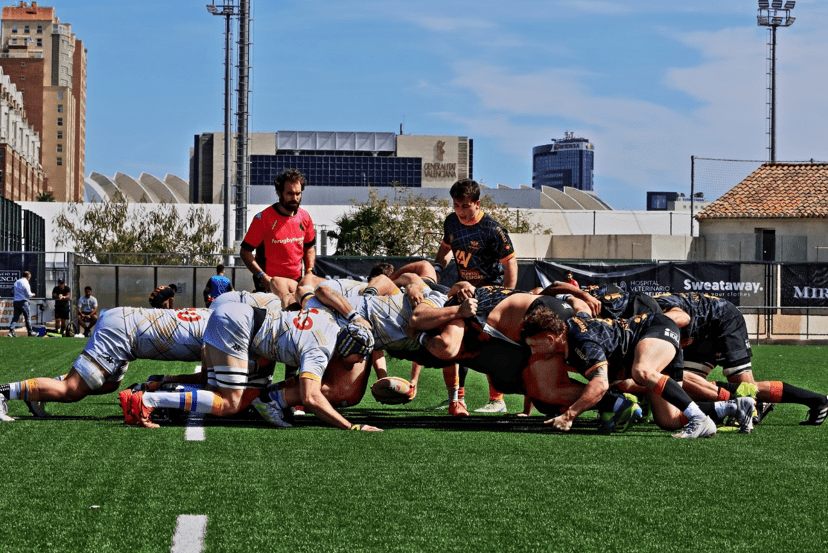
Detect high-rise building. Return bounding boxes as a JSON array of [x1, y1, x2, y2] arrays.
[[532, 132, 594, 192], [0, 2, 86, 202]]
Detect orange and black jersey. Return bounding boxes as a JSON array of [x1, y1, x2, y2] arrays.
[[442, 212, 515, 286], [565, 312, 682, 383], [652, 292, 732, 341], [583, 283, 662, 320], [445, 285, 524, 326]]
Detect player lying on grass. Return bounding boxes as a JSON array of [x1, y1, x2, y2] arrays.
[[519, 306, 756, 438], [0, 307, 216, 422], [120, 300, 381, 431], [654, 291, 828, 426]]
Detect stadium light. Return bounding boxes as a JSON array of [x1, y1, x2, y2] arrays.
[[757, 0, 797, 162], [206, 1, 240, 263]]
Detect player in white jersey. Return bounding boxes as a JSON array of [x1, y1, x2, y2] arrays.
[[0, 307, 211, 421], [208, 290, 283, 314], [121, 300, 381, 431]]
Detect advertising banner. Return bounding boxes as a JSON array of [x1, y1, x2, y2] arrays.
[[313, 256, 459, 284], [534, 261, 748, 305], [0, 252, 44, 298], [781, 264, 828, 307]]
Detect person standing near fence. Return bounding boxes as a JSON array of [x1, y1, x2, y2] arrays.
[[51, 279, 71, 336], [203, 264, 233, 307], [8, 271, 36, 337]]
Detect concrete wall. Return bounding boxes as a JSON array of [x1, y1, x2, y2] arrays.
[[699, 218, 828, 262]]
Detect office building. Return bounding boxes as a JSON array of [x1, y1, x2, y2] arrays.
[[0, 2, 86, 202], [532, 132, 594, 191], [190, 131, 473, 204]]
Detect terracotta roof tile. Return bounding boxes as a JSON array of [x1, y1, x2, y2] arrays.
[[696, 163, 828, 219]]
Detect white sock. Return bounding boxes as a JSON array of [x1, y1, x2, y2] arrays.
[[143, 390, 219, 415]]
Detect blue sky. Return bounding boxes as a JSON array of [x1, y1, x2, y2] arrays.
[[54, 0, 828, 210]]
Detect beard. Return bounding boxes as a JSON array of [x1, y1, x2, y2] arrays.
[[279, 198, 301, 212]]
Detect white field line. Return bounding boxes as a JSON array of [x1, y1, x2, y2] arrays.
[[170, 514, 208, 553], [185, 365, 205, 442]]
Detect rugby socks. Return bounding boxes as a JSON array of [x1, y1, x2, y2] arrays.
[[765, 381, 826, 407], [715, 382, 741, 401], [142, 390, 224, 415], [488, 376, 503, 402], [654, 375, 706, 421], [266, 387, 289, 410], [443, 366, 459, 402], [1, 373, 67, 401]]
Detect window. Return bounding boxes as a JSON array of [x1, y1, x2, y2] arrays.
[[19, 75, 24, 81], [36, 39, 42, 47], [57, 104, 63, 113], [11, 38, 17, 45], [56, 144, 63, 153], [57, 117, 63, 126], [24, 25, 29, 34], [37, 25, 42, 34], [57, 91, 64, 100], [11, 25, 17, 33], [56, 157, 63, 166], [56, 131, 63, 139]]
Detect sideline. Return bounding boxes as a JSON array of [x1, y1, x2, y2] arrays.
[[170, 514, 207, 553], [184, 365, 205, 442]]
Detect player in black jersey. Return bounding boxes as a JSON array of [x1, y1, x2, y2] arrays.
[[536, 281, 661, 320], [391, 179, 518, 414], [520, 307, 757, 437], [418, 284, 642, 432], [654, 292, 828, 426], [438, 179, 517, 413]]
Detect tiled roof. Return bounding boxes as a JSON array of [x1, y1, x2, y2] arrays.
[[1, 4, 54, 21], [696, 162, 828, 219]]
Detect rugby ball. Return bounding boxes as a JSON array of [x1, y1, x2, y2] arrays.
[[371, 376, 413, 405]]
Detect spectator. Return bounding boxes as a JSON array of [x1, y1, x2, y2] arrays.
[[51, 278, 72, 336], [239, 168, 316, 308], [8, 271, 36, 337], [149, 284, 177, 309], [203, 264, 233, 307], [565, 271, 580, 288], [77, 286, 99, 338]]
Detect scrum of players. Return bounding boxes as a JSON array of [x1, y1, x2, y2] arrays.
[[1, 263, 826, 439]]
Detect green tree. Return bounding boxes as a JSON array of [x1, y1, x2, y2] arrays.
[[330, 186, 543, 258], [36, 192, 56, 202], [54, 194, 229, 265]]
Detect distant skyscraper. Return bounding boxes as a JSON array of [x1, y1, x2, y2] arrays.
[[532, 132, 594, 191], [0, 2, 86, 202]]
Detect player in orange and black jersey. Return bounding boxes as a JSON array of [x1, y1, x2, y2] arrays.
[[520, 307, 758, 437], [536, 281, 661, 320], [435, 179, 518, 414], [654, 292, 828, 426], [583, 283, 661, 320]]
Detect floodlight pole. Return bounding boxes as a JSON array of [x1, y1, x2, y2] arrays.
[[207, 2, 239, 264], [757, 1, 796, 163], [234, 0, 251, 243]]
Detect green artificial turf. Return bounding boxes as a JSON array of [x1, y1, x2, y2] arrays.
[[1, 338, 827, 552]]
